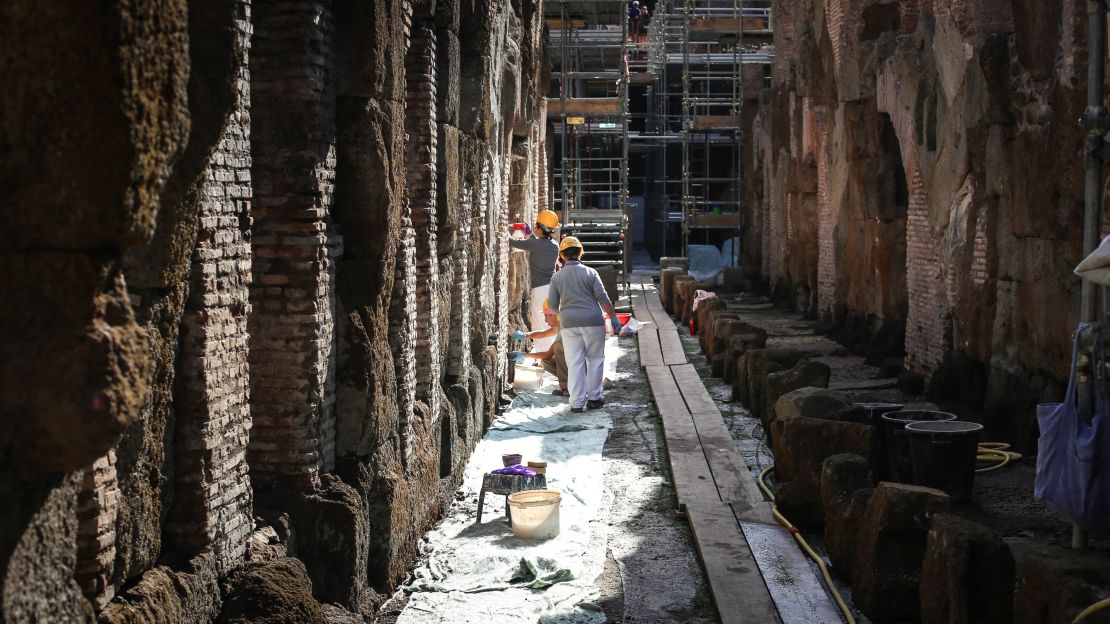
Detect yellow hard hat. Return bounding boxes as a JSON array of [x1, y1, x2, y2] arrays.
[[559, 236, 584, 254], [536, 210, 560, 230]]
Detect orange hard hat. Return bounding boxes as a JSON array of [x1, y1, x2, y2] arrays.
[[536, 210, 560, 230], [559, 236, 583, 253]]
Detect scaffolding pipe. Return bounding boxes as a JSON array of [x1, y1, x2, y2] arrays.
[[1076, 0, 1108, 551]]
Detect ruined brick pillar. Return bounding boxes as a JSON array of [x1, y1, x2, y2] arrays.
[[249, 0, 343, 488], [164, 53, 254, 572], [904, 166, 948, 374], [75, 451, 119, 609], [447, 181, 474, 380], [405, 23, 442, 422], [389, 2, 419, 463], [815, 106, 837, 320]]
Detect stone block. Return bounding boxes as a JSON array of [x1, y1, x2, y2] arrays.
[[764, 359, 832, 426], [820, 453, 873, 577], [1014, 546, 1110, 624], [920, 514, 1013, 624], [659, 256, 689, 271], [723, 332, 769, 384], [710, 318, 764, 361], [217, 557, 326, 624], [733, 348, 805, 412], [775, 416, 871, 528], [852, 483, 950, 622], [100, 554, 221, 624], [695, 300, 729, 353], [660, 267, 686, 309]]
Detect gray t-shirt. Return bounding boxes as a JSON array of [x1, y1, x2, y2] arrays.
[[509, 236, 559, 289], [547, 261, 612, 328]]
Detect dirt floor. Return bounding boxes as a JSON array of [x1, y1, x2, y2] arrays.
[[377, 329, 718, 623]]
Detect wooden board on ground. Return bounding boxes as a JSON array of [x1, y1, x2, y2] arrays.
[[637, 328, 664, 368], [669, 365, 773, 522], [687, 504, 782, 624], [670, 364, 718, 414], [631, 292, 652, 326], [659, 328, 686, 365], [737, 519, 844, 623], [645, 366, 720, 508], [644, 292, 675, 330], [692, 413, 774, 524]]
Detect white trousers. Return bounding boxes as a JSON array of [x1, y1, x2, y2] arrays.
[[529, 285, 554, 352], [561, 325, 606, 408]]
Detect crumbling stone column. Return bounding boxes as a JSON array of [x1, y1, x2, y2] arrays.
[[249, 0, 344, 488], [165, 83, 255, 574], [406, 22, 443, 423], [75, 451, 119, 609]]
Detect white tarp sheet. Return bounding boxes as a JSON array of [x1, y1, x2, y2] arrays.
[[397, 340, 621, 624]]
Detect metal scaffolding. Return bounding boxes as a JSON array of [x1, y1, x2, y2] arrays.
[[638, 0, 774, 257], [545, 0, 631, 282]]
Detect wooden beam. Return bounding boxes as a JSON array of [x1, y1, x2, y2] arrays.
[[693, 115, 741, 130], [645, 366, 721, 509], [546, 97, 622, 116], [686, 505, 782, 624], [637, 328, 665, 369], [659, 329, 686, 365], [689, 17, 771, 33]]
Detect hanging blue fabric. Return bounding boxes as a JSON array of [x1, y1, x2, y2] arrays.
[[1034, 323, 1110, 530]]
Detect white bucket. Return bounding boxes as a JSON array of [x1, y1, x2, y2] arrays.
[[512, 364, 543, 390], [508, 489, 561, 539]]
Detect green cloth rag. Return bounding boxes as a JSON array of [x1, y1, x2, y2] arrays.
[[509, 557, 575, 590]]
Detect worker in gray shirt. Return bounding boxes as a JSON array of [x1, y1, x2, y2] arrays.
[[547, 236, 622, 412], [509, 209, 561, 352]]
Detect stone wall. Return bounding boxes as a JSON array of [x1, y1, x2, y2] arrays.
[[748, 0, 1095, 444], [0, 0, 547, 620]]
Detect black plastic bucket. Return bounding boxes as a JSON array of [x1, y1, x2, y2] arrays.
[[880, 410, 957, 483], [854, 403, 904, 484], [906, 420, 983, 502]]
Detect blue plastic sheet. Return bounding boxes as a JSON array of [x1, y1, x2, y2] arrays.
[[1034, 323, 1110, 530], [686, 244, 724, 282]]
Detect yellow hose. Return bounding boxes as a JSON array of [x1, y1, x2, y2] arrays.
[[1074, 597, 1110, 623], [975, 442, 1022, 473], [758, 466, 857, 624]]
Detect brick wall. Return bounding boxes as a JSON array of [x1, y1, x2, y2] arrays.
[[447, 180, 474, 379], [165, 42, 254, 572], [249, 0, 342, 487], [904, 166, 948, 374], [76, 451, 118, 609], [815, 107, 836, 319], [7, 0, 549, 618], [406, 23, 442, 422]]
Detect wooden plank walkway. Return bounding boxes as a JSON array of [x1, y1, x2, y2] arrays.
[[631, 274, 841, 624]]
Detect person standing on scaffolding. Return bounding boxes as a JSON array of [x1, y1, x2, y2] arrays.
[[547, 236, 621, 412], [628, 1, 641, 43], [509, 210, 561, 352]]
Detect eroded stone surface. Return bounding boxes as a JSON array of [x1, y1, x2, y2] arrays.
[[0, 0, 547, 619]]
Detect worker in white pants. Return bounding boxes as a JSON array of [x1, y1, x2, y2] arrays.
[[561, 326, 607, 410], [509, 209, 561, 352], [528, 285, 553, 352], [547, 236, 621, 412]]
